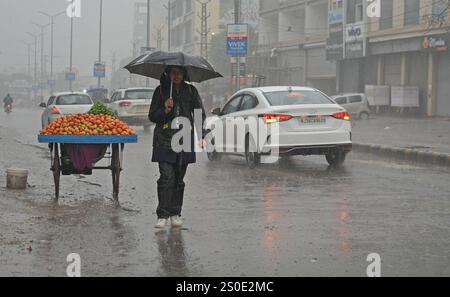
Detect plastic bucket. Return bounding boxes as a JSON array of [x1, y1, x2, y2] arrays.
[[6, 168, 29, 190]]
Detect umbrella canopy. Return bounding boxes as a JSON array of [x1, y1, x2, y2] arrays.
[[124, 51, 223, 83]]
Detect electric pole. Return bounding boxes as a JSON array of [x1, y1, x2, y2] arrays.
[[234, 0, 241, 92], [69, 16, 74, 91], [197, 0, 211, 59], [146, 0, 151, 87], [163, 1, 175, 51], [97, 0, 104, 88], [155, 26, 164, 50]]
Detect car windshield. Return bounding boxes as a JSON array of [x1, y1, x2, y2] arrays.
[[87, 89, 108, 102], [263, 90, 334, 106], [124, 90, 154, 100], [56, 94, 92, 105]]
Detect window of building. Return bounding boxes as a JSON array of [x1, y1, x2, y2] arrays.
[[404, 0, 420, 26], [185, 0, 192, 13], [380, 0, 393, 30], [176, 0, 184, 18], [346, 0, 363, 23], [432, 0, 449, 21]]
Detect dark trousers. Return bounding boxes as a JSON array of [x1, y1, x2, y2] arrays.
[[157, 162, 188, 219]]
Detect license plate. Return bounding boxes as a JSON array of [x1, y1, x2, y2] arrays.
[[299, 116, 326, 124], [134, 105, 149, 112]]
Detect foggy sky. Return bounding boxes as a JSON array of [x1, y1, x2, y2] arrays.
[[0, 0, 166, 76]]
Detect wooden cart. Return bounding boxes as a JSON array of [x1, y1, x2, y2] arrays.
[[38, 135, 138, 203]]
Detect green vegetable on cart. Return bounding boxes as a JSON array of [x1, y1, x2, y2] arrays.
[[88, 102, 117, 117]]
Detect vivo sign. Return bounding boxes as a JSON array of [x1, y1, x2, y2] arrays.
[[346, 24, 365, 42]]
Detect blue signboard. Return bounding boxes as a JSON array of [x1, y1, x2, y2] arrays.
[[227, 39, 248, 56], [227, 24, 248, 56], [65, 72, 76, 81], [93, 62, 106, 78]]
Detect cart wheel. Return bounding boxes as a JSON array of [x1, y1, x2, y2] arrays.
[[52, 143, 61, 200], [111, 144, 121, 203]]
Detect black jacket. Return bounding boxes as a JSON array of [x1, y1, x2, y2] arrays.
[[148, 82, 206, 152]]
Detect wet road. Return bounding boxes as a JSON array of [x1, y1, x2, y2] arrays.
[[0, 108, 449, 277]]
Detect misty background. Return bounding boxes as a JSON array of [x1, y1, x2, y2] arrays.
[[0, 0, 166, 75]]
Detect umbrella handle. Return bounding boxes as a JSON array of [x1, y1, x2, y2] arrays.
[[170, 80, 173, 99]]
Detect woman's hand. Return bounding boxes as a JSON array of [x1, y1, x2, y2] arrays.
[[198, 139, 207, 149], [164, 98, 174, 114]]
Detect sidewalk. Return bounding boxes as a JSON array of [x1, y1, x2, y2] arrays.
[[352, 115, 450, 165]]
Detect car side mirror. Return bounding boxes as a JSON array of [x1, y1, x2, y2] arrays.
[[211, 107, 221, 116], [39, 102, 47, 108]]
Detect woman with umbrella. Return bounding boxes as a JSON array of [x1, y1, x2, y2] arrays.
[[125, 51, 222, 228], [148, 66, 206, 228]]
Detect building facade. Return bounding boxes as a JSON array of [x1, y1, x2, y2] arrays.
[[257, 0, 337, 95], [334, 0, 450, 116], [168, 0, 220, 57]]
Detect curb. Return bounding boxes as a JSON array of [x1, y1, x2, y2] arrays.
[[353, 143, 450, 167]]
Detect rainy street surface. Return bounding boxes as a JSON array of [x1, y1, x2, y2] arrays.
[[0, 108, 449, 277]]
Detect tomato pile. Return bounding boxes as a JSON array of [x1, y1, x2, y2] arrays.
[[40, 114, 136, 136]]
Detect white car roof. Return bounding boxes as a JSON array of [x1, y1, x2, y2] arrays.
[[53, 92, 89, 96], [254, 86, 318, 93], [115, 87, 155, 92], [332, 93, 365, 98]]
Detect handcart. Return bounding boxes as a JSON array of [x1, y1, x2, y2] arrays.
[[38, 135, 138, 202]]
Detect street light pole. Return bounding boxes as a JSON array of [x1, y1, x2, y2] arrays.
[[39, 11, 65, 86], [23, 42, 32, 80], [146, 0, 151, 87], [234, 0, 241, 92], [32, 22, 50, 101], [69, 16, 74, 91], [27, 32, 39, 102], [163, 1, 174, 51], [98, 0, 103, 88]]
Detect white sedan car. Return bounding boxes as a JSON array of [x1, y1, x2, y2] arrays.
[[205, 86, 352, 168], [109, 88, 154, 132], [40, 92, 94, 129]]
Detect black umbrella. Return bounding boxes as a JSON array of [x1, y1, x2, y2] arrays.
[[124, 51, 223, 83]]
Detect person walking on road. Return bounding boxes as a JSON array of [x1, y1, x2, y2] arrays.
[[3, 93, 13, 108], [149, 66, 206, 229]]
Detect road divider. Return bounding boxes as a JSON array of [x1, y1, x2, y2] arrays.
[[353, 143, 450, 167]]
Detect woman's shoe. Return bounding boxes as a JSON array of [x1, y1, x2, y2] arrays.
[[171, 216, 183, 227], [155, 218, 168, 229]]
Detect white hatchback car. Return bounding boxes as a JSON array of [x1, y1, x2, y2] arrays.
[[40, 92, 94, 129], [206, 86, 352, 168], [332, 93, 371, 119], [109, 88, 154, 131]]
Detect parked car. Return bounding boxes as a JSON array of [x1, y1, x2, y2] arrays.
[[206, 86, 352, 168], [40, 92, 94, 129], [109, 88, 154, 131], [331, 93, 370, 119]]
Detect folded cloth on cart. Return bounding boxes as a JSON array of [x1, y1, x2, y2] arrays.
[[64, 144, 107, 172]]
